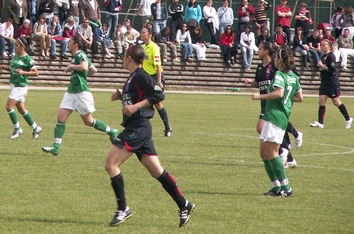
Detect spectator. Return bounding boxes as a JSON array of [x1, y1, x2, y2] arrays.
[[76, 19, 93, 54], [63, 16, 76, 39], [112, 24, 124, 58], [151, 0, 168, 35], [275, 0, 291, 43], [137, 0, 154, 28], [168, 0, 184, 42], [306, 29, 323, 65], [217, 0, 233, 37], [121, 19, 140, 39], [294, 2, 312, 39], [79, 0, 101, 33], [219, 25, 237, 66], [338, 28, 354, 71], [331, 6, 344, 38], [0, 18, 15, 58], [47, 15, 68, 59], [254, 0, 271, 37], [27, 0, 40, 29], [54, 0, 70, 26], [272, 24, 287, 47], [320, 29, 335, 46], [38, 0, 54, 25], [237, 0, 255, 41], [184, 0, 202, 33], [93, 22, 113, 59], [256, 27, 270, 47], [104, 0, 122, 39], [67, 0, 80, 30], [32, 14, 51, 56], [293, 26, 309, 69], [157, 26, 179, 63], [338, 6, 354, 39], [8, 0, 28, 33], [240, 24, 257, 71], [15, 19, 33, 54], [203, 0, 219, 45], [123, 26, 137, 51], [191, 25, 207, 61], [175, 23, 194, 63]]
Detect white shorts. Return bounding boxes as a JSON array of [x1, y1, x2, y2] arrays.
[[9, 84, 28, 102], [259, 121, 285, 144], [59, 91, 96, 115]]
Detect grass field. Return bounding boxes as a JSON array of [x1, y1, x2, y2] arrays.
[[0, 88, 353, 234]]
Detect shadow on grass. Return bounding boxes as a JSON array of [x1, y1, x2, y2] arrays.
[[0, 216, 102, 225]]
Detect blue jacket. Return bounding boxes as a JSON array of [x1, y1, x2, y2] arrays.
[[151, 2, 168, 21], [184, 4, 202, 23], [105, 0, 121, 13], [48, 22, 63, 36], [94, 27, 110, 40]]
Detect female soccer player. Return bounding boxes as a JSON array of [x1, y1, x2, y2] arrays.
[[140, 26, 172, 137], [245, 41, 301, 168], [251, 46, 303, 197], [0, 36, 42, 139], [107, 44, 194, 227], [42, 35, 118, 155], [310, 39, 353, 129]]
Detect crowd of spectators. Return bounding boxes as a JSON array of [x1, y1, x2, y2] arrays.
[[0, 0, 353, 70]]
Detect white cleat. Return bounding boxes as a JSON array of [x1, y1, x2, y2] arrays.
[[295, 132, 303, 148], [345, 117, 353, 129], [310, 121, 324, 128]]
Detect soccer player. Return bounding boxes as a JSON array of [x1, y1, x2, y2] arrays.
[[310, 39, 353, 129], [251, 46, 303, 197], [107, 44, 194, 227], [42, 35, 118, 156], [140, 26, 172, 137], [0, 36, 42, 139], [245, 41, 301, 168]]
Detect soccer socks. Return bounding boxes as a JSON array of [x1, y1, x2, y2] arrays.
[[263, 160, 280, 192], [318, 106, 326, 124], [157, 170, 186, 209], [111, 173, 126, 211], [287, 122, 298, 139], [157, 108, 171, 131], [338, 104, 351, 121], [8, 109, 20, 130], [92, 119, 116, 136], [53, 122, 65, 149], [22, 111, 38, 130], [269, 157, 290, 192]]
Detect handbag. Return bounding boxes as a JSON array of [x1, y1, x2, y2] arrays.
[[53, 36, 66, 42], [188, 19, 197, 27]]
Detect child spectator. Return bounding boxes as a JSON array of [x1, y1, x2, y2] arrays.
[[112, 24, 124, 58], [157, 26, 179, 63], [0, 18, 15, 58], [272, 24, 287, 48]]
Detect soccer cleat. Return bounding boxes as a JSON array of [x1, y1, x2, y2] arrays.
[[345, 117, 353, 129], [310, 121, 324, 128], [108, 206, 133, 227], [42, 146, 60, 156], [179, 201, 195, 227], [10, 128, 23, 139], [284, 188, 293, 197], [164, 127, 172, 137], [110, 129, 119, 143], [32, 126, 42, 139], [263, 189, 282, 196], [295, 132, 303, 148], [264, 189, 292, 197], [286, 159, 297, 169]]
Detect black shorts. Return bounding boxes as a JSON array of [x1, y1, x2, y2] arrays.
[[151, 73, 166, 89], [319, 82, 340, 98], [259, 100, 266, 119], [113, 119, 157, 161]]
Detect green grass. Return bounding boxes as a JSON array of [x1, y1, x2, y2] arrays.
[[0, 89, 353, 234]]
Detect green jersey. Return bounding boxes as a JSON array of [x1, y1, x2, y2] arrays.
[[264, 70, 302, 130], [67, 50, 93, 93], [10, 54, 36, 87]]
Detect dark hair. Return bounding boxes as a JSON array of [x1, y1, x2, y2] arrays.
[[277, 24, 284, 29], [276, 46, 294, 73], [225, 25, 234, 35], [336, 6, 343, 13], [160, 27, 170, 36], [71, 34, 85, 49], [6, 18, 14, 23], [194, 25, 202, 36], [102, 22, 109, 28], [260, 41, 274, 57], [39, 14, 46, 20], [188, 0, 198, 8], [144, 27, 154, 35], [125, 44, 145, 64], [145, 22, 154, 28], [17, 36, 32, 48]]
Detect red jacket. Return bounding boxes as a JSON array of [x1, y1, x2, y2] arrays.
[[237, 4, 255, 21], [220, 32, 235, 45], [15, 25, 31, 38]]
